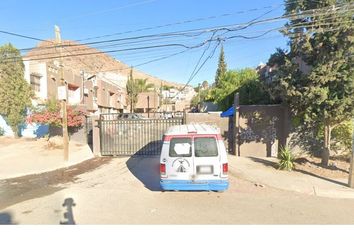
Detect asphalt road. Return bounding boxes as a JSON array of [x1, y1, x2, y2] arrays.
[[1, 156, 354, 224]]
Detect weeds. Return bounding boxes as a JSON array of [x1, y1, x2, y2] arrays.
[[278, 146, 295, 171]]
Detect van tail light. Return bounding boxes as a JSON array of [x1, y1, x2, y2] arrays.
[[160, 163, 166, 175], [222, 163, 228, 175]]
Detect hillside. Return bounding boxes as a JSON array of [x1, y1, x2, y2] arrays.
[[24, 40, 184, 89]]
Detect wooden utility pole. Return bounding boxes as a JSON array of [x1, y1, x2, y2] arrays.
[[55, 25, 69, 161], [349, 118, 354, 188], [233, 93, 240, 156]]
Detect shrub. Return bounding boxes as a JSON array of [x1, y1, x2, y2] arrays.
[[0, 126, 4, 136], [331, 120, 353, 154], [278, 146, 295, 171]]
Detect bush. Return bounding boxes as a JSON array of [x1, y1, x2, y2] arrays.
[[278, 146, 295, 171], [0, 126, 4, 136], [331, 120, 353, 154]]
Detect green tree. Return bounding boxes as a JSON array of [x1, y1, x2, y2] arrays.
[[214, 45, 227, 86], [126, 68, 138, 113], [211, 68, 261, 111], [0, 44, 33, 137], [136, 78, 155, 92], [190, 88, 212, 109], [270, 0, 354, 165], [202, 80, 209, 89]]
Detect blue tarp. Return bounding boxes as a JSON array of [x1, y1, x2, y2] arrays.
[[220, 106, 235, 118]]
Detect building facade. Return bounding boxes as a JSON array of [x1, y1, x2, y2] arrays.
[[23, 60, 127, 115]]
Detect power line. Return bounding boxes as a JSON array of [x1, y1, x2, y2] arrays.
[[74, 0, 324, 42], [75, 4, 282, 42], [1, 2, 352, 64], [14, 17, 353, 63], [170, 40, 221, 99], [17, 1, 353, 54]]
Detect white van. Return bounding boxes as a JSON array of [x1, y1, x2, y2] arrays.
[[160, 124, 229, 191]]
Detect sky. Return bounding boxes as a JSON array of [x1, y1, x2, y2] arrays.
[[0, 0, 289, 87]]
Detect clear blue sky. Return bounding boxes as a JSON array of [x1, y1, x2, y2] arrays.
[[0, 0, 289, 86]]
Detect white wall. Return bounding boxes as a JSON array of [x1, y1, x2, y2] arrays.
[[23, 61, 48, 101], [0, 115, 14, 136]]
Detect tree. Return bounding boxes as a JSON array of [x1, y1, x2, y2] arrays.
[[126, 69, 156, 113], [136, 78, 155, 92], [202, 80, 209, 89], [211, 68, 261, 111], [0, 44, 33, 137], [214, 44, 227, 86], [28, 98, 87, 135], [270, 0, 354, 165], [126, 68, 138, 113], [190, 88, 212, 110]]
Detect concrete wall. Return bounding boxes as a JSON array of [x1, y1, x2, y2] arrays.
[[0, 115, 49, 138], [185, 112, 229, 137], [234, 104, 290, 157]]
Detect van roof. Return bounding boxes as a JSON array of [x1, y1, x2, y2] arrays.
[[164, 124, 220, 136]]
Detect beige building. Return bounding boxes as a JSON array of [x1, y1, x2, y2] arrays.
[[135, 91, 159, 114], [23, 60, 127, 114]]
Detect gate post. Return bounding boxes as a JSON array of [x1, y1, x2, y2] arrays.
[[92, 115, 101, 156], [233, 93, 240, 156], [183, 109, 187, 124]]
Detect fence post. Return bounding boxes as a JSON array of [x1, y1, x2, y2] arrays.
[[92, 115, 101, 156], [183, 109, 187, 124], [278, 105, 289, 152], [349, 118, 354, 188], [233, 93, 240, 156]]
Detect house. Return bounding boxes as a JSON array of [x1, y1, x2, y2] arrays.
[[159, 85, 196, 113], [23, 60, 127, 114]]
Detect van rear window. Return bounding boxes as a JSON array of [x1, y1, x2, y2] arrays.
[[169, 138, 192, 157], [195, 137, 218, 157]]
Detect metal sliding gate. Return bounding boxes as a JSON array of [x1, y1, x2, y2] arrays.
[[100, 114, 183, 156]]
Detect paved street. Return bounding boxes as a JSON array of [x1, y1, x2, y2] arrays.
[[1, 156, 354, 224]]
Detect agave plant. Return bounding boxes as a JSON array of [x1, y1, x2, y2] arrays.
[[278, 146, 294, 171]]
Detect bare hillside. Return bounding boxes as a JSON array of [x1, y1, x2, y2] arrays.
[[24, 40, 183, 88]]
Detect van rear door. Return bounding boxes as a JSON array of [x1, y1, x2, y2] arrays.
[[193, 136, 221, 180], [165, 137, 194, 180]]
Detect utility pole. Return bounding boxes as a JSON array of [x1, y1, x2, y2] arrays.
[[55, 25, 69, 161], [349, 118, 354, 188], [147, 96, 150, 118], [80, 70, 85, 105]]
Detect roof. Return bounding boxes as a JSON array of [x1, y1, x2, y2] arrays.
[[165, 124, 220, 136]]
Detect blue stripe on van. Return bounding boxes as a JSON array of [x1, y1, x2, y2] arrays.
[[160, 179, 229, 191]]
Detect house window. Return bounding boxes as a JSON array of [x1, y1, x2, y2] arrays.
[[30, 74, 41, 92]]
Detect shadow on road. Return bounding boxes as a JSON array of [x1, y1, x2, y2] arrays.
[[0, 157, 112, 211], [293, 169, 348, 187], [247, 157, 278, 169], [0, 212, 15, 225], [60, 198, 76, 225], [126, 154, 161, 192], [247, 157, 348, 187]]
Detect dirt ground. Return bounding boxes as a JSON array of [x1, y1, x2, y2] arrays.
[[294, 156, 350, 179], [2, 156, 354, 224], [0, 136, 93, 179]]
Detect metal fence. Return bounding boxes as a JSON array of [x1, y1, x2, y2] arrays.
[[99, 114, 183, 156]]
